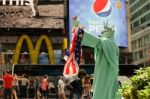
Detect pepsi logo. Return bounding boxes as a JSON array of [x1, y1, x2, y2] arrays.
[[93, 0, 112, 17]]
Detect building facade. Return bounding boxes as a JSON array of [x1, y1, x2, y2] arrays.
[[0, 0, 135, 77], [131, 27, 150, 66], [0, 0, 67, 77], [0, 0, 95, 77], [129, 0, 150, 66]]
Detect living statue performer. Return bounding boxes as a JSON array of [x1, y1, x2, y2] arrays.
[[80, 20, 120, 99]]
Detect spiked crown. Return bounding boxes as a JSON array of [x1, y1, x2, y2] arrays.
[[101, 21, 115, 37]]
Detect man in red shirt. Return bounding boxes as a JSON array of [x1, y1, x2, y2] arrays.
[[3, 70, 14, 99]]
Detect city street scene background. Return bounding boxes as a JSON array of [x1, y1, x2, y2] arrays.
[[0, 0, 150, 99]]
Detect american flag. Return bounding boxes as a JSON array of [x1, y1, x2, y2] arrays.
[[63, 27, 84, 77]]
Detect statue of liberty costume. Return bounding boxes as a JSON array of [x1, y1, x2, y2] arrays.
[[81, 22, 120, 99]]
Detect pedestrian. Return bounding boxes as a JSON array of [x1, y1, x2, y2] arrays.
[[3, 70, 14, 99], [28, 80, 35, 98], [12, 74, 18, 99], [81, 75, 92, 99], [48, 79, 56, 94], [57, 76, 66, 99], [69, 69, 87, 99], [19, 74, 29, 99], [41, 75, 48, 99], [34, 77, 39, 99]]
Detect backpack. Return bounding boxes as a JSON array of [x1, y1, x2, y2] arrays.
[[70, 79, 82, 95]]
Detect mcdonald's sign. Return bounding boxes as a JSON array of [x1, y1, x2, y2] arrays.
[[13, 35, 55, 64]]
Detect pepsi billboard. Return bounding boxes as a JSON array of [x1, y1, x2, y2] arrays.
[[69, 0, 128, 47]]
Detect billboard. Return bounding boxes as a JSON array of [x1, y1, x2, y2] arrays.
[[69, 0, 128, 47], [0, 0, 64, 28]]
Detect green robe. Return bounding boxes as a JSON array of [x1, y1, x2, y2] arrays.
[[81, 32, 119, 99]]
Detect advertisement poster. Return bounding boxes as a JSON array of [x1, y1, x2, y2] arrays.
[[69, 0, 127, 47]]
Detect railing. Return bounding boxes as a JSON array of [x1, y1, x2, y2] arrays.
[[12, 64, 140, 76]]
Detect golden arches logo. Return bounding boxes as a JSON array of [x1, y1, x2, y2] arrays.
[[13, 35, 55, 64]]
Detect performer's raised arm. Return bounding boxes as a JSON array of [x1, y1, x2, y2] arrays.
[[73, 16, 100, 48], [81, 31, 100, 48]]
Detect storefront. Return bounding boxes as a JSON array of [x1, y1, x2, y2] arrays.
[[0, 0, 68, 77]]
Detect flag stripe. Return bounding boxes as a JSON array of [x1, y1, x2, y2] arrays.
[[63, 28, 83, 77]]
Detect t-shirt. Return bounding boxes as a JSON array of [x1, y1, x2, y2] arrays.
[[58, 79, 65, 91], [41, 79, 48, 91], [21, 78, 29, 86], [3, 74, 14, 89]]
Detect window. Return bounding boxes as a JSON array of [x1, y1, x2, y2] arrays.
[[145, 13, 150, 22], [141, 17, 146, 24], [144, 49, 147, 57], [148, 34, 150, 42], [131, 2, 150, 21], [139, 50, 143, 59], [134, 52, 139, 61], [144, 35, 149, 45], [132, 40, 138, 50], [133, 20, 139, 28], [131, 41, 134, 50], [129, 0, 135, 5]]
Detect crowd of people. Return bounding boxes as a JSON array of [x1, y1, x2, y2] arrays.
[[1, 69, 93, 99]]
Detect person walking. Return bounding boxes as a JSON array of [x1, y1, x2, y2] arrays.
[[28, 80, 35, 98], [69, 69, 87, 99], [41, 75, 49, 99], [57, 76, 66, 99], [34, 78, 39, 99], [81, 75, 92, 99], [3, 70, 14, 99], [12, 74, 18, 99], [19, 74, 29, 99]]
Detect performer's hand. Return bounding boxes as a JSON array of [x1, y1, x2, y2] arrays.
[[79, 25, 84, 29], [79, 24, 84, 37], [79, 28, 84, 39], [73, 16, 77, 20]]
